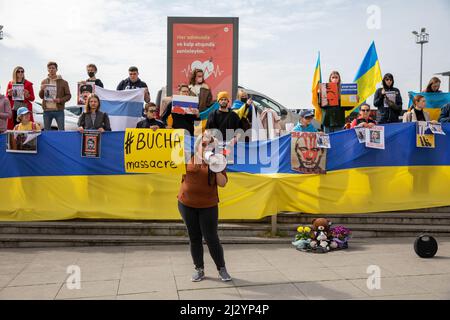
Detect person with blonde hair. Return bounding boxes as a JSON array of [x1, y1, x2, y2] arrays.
[[77, 94, 111, 132], [403, 95, 433, 123], [6, 66, 35, 129]]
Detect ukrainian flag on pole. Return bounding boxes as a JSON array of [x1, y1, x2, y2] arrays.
[[312, 52, 322, 122], [348, 41, 382, 116]]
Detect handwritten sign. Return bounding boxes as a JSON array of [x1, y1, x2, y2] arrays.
[[124, 129, 186, 174]]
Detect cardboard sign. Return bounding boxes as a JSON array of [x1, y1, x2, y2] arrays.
[[124, 129, 186, 174], [340, 83, 358, 107], [320, 83, 339, 107], [291, 132, 327, 174], [81, 130, 101, 158], [172, 95, 199, 115]]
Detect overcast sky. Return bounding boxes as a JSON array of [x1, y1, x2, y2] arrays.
[[1, 0, 449, 109]]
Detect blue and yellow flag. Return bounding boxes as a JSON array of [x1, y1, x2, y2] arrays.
[[349, 41, 382, 115], [312, 52, 322, 122], [408, 91, 450, 121]]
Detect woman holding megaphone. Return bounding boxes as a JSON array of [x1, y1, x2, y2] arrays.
[[177, 133, 231, 282]]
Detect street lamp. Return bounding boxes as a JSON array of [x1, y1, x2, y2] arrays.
[[0, 25, 3, 40], [412, 27, 429, 91]]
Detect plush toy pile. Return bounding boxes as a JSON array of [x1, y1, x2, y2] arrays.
[[292, 218, 351, 253]]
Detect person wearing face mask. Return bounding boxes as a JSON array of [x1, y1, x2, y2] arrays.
[[85, 63, 104, 88], [189, 68, 213, 112], [373, 73, 403, 124], [161, 84, 200, 136], [232, 88, 253, 131], [320, 71, 355, 133], [206, 91, 241, 143], [177, 133, 231, 282]]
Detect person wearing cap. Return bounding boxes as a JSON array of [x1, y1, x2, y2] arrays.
[[350, 103, 377, 128], [13, 106, 41, 131], [206, 91, 241, 143], [161, 84, 199, 136], [373, 73, 402, 124], [293, 109, 317, 132], [78, 83, 93, 105]]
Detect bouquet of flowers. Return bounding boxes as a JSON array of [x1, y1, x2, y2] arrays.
[[330, 225, 352, 249], [292, 225, 312, 250]]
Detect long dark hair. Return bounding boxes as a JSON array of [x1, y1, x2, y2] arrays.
[[382, 73, 394, 90], [425, 77, 441, 92], [189, 69, 204, 86]]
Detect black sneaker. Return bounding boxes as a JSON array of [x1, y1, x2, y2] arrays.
[[218, 267, 232, 281], [191, 267, 205, 282]]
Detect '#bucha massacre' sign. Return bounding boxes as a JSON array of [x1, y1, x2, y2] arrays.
[[124, 129, 186, 174]]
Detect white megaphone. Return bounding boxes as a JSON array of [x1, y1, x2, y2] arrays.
[[204, 151, 227, 173]]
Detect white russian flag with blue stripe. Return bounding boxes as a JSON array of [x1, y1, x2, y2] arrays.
[[95, 86, 144, 131]]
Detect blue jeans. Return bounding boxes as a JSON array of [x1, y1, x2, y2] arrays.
[[43, 110, 65, 131]]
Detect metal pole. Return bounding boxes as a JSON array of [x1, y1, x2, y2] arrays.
[[271, 214, 277, 236], [420, 42, 423, 92]]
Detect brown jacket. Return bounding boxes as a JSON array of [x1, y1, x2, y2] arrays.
[[39, 76, 71, 111]]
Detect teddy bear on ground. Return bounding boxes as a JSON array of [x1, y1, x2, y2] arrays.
[[309, 218, 338, 253]]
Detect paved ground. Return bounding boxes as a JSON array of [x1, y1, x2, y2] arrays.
[[0, 237, 449, 300]]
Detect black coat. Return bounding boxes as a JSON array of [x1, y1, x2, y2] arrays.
[[78, 111, 111, 131], [373, 87, 403, 124]]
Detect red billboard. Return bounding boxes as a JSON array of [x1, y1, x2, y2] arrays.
[[167, 17, 239, 101]]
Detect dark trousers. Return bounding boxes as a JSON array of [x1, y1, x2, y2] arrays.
[[178, 201, 225, 270]]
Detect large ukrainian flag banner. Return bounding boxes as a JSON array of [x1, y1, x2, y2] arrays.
[[312, 52, 322, 122], [1, 123, 450, 221], [408, 91, 450, 121], [348, 41, 382, 116]]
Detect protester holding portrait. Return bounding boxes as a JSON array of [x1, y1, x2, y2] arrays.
[[38, 61, 71, 131], [373, 73, 403, 124], [319, 71, 354, 133], [6, 66, 35, 130], [161, 84, 199, 136]]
